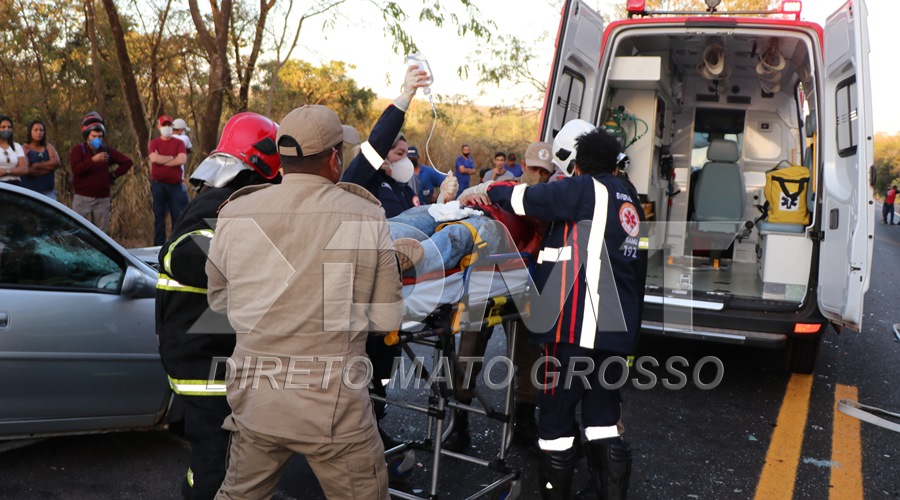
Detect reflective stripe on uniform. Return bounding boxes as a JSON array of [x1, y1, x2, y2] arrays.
[[360, 141, 386, 170], [168, 375, 227, 396], [579, 179, 610, 349], [510, 183, 528, 216], [157, 273, 207, 294], [163, 229, 215, 275]]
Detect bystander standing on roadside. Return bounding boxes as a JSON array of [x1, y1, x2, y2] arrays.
[[149, 114, 189, 245], [69, 113, 134, 232], [483, 152, 516, 182], [455, 143, 477, 195], [20, 119, 60, 199], [506, 152, 523, 177], [172, 118, 193, 156], [883, 184, 897, 224], [0, 115, 28, 185]]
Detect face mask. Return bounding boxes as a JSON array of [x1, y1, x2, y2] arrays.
[[160, 126, 174, 138], [521, 169, 546, 186], [389, 157, 414, 184], [89, 137, 103, 150], [0, 130, 12, 141]]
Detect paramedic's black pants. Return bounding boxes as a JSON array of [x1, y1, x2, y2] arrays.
[[536, 344, 623, 441], [181, 395, 232, 499], [883, 203, 894, 224], [367, 335, 400, 420]]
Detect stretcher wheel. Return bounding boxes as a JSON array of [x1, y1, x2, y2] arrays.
[[387, 449, 416, 482], [492, 479, 521, 500]]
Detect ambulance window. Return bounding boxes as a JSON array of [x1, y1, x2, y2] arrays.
[[551, 69, 585, 136], [691, 108, 745, 168], [835, 77, 857, 157]]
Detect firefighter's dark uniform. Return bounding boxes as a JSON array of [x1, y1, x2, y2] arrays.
[[157, 185, 242, 500], [487, 172, 648, 498]]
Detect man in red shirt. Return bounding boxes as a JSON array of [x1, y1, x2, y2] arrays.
[[69, 112, 134, 232], [883, 185, 897, 225], [149, 114, 189, 245]]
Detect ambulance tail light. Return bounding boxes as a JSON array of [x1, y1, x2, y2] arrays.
[[793, 322, 822, 334], [626, 0, 646, 17], [781, 1, 802, 20]]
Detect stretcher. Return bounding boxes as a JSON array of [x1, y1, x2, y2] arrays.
[[373, 252, 532, 500]]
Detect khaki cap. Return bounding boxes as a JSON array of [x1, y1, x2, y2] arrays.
[[342, 125, 361, 145], [277, 105, 343, 157], [524, 141, 554, 172]]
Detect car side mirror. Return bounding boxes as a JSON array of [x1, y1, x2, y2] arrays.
[[121, 266, 157, 299]]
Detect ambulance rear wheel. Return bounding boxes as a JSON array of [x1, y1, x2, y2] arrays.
[[784, 336, 822, 374]]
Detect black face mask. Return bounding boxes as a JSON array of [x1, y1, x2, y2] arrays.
[[0, 130, 12, 141]]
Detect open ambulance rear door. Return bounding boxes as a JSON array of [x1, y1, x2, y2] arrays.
[[818, 0, 874, 332], [540, 0, 605, 139]]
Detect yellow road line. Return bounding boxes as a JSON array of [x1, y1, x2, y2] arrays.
[[754, 374, 814, 500], [830, 384, 863, 499]]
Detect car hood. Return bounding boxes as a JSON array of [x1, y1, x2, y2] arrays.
[[129, 246, 162, 270]]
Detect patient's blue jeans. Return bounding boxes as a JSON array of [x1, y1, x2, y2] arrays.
[[388, 206, 506, 275]]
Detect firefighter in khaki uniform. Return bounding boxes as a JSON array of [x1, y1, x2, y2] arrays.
[[207, 105, 403, 500], [156, 112, 282, 499]]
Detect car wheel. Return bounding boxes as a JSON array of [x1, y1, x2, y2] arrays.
[[784, 336, 822, 374]]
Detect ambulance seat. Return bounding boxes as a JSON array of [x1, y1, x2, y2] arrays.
[[692, 139, 745, 230]]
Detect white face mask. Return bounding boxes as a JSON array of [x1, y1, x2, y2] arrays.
[[389, 157, 415, 184], [160, 126, 174, 138]]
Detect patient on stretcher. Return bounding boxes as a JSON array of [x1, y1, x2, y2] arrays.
[[389, 201, 536, 277]]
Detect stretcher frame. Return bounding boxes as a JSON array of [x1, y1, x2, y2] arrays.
[[371, 253, 531, 500]]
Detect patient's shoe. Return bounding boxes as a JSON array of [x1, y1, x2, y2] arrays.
[[394, 238, 424, 273]]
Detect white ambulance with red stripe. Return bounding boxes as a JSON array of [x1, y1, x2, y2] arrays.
[[542, 0, 873, 372]]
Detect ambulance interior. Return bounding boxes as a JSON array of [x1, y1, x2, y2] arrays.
[[597, 30, 818, 306]]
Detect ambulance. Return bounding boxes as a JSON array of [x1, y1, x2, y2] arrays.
[[542, 0, 873, 372]]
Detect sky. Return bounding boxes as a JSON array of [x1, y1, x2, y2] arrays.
[[286, 0, 898, 134]]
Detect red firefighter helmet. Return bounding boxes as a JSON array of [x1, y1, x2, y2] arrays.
[[213, 112, 281, 180]]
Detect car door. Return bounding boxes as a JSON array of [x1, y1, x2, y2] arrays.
[[540, 0, 605, 140], [0, 186, 168, 435], [817, 0, 874, 332]]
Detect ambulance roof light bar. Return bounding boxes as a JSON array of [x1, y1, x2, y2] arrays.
[[626, 0, 645, 17], [781, 1, 803, 20], [626, 0, 802, 20]]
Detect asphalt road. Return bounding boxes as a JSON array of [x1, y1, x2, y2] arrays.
[[2, 213, 898, 499]]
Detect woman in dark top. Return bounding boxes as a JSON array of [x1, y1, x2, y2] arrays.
[[21, 119, 60, 199]]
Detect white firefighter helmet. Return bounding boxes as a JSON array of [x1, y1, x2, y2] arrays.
[[552, 119, 596, 177]]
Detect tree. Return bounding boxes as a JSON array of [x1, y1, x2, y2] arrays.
[[255, 59, 375, 125], [187, 0, 232, 156], [475, 34, 549, 100], [100, 0, 150, 157], [230, 0, 276, 113]]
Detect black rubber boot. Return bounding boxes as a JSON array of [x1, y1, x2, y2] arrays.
[[512, 402, 538, 447], [443, 410, 471, 452], [538, 447, 577, 500], [584, 436, 632, 500]]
